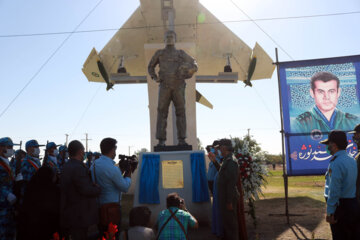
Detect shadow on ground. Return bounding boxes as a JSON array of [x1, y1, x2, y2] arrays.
[[246, 197, 330, 240]]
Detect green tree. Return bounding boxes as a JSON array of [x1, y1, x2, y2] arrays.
[[264, 153, 282, 165], [134, 148, 148, 157]]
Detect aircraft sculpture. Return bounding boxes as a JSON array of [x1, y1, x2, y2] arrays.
[[82, 0, 275, 148]]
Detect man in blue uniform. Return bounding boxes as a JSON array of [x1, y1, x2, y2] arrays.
[[0, 137, 18, 240], [85, 151, 93, 169], [19, 140, 43, 205], [43, 142, 60, 174], [207, 140, 221, 195], [349, 124, 360, 204], [293, 72, 358, 133], [10, 149, 26, 176], [321, 130, 359, 239], [57, 145, 69, 171]]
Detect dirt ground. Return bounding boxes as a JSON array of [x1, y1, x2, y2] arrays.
[[121, 194, 331, 240], [245, 197, 331, 240], [121, 169, 332, 240]]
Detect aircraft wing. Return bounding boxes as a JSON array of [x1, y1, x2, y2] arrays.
[[82, 48, 103, 83], [196, 3, 274, 81], [99, 6, 148, 76], [195, 3, 252, 79], [251, 42, 275, 80]]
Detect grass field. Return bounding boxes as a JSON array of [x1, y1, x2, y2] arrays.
[[121, 167, 331, 239], [264, 169, 325, 202]]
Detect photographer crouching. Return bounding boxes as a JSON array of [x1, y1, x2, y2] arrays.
[[90, 138, 138, 239]]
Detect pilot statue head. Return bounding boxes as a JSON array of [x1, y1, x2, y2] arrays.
[[164, 30, 176, 46]]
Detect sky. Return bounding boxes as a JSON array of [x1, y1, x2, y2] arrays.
[[0, 0, 359, 156]]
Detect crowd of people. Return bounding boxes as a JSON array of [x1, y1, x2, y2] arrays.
[[0, 134, 237, 240], [0, 137, 132, 240], [1, 123, 360, 240], [0, 136, 202, 240]]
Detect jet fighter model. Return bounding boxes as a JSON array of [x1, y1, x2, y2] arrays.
[[82, 0, 275, 148], [82, 0, 275, 105]]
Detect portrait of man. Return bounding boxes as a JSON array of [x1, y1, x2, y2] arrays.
[[293, 71, 359, 133]]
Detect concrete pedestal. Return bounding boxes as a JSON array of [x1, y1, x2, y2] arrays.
[[133, 150, 211, 226]]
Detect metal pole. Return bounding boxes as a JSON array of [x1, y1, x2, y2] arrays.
[[86, 133, 88, 152], [65, 134, 69, 146], [275, 48, 290, 224], [82, 133, 92, 152]]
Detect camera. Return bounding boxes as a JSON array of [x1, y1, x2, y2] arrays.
[[118, 154, 139, 173]]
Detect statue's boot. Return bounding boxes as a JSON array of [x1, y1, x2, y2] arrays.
[[178, 139, 189, 146], [157, 139, 166, 147]]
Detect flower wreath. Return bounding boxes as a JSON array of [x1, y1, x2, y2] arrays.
[[233, 140, 268, 228]]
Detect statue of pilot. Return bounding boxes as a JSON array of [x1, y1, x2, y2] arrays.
[[148, 30, 198, 146]]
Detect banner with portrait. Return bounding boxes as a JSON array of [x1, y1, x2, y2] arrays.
[[279, 55, 360, 176]]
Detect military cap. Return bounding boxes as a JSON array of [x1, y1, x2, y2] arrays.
[[218, 138, 233, 148], [212, 140, 220, 148], [85, 151, 93, 157], [320, 130, 347, 146], [46, 142, 57, 150], [25, 139, 42, 149], [0, 137, 18, 147], [15, 149, 26, 155], [59, 145, 68, 152], [349, 124, 360, 134]]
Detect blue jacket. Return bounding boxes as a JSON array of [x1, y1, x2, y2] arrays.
[[20, 155, 41, 204], [21, 155, 41, 182], [324, 150, 357, 214], [0, 157, 14, 209], [207, 156, 221, 181], [90, 155, 131, 205], [0, 157, 16, 240], [43, 155, 60, 174]]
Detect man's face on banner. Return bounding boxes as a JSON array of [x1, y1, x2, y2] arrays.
[[310, 79, 341, 113]]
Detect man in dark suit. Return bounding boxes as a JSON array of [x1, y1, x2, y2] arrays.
[[217, 139, 239, 240], [60, 140, 101, 240]]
